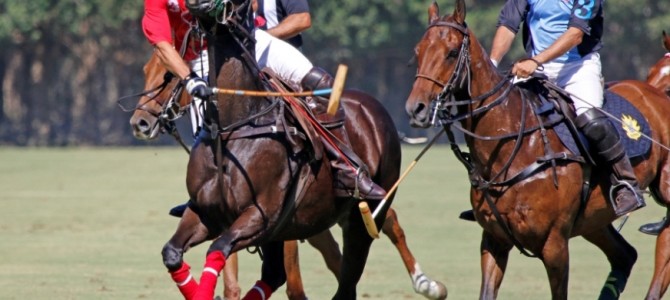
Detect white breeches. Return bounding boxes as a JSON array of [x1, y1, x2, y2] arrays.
[[254, 29, 313, 88], [537, 52, 604, 115]]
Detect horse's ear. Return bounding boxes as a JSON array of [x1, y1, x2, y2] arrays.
[[428, 1, 440, 24], [663, 30, 670, 52], [453, 0, 466, 24]]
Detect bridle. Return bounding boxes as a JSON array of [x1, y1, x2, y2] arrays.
[[414, 20, 472, 123], [413, 21, 516, 128], [117, 71, 187, 120]]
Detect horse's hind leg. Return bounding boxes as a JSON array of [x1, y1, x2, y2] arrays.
[[582, 225, 637, 300], [284, 240, 307, 300], [222, 253, 240, 300], [283, 230, 341, 300], [306, 229, 342, 277], [480, 231, 512, 299], [381, 208, 447, 300]]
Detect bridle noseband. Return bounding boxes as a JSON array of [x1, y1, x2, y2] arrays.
[[414, 21, 472, 125]]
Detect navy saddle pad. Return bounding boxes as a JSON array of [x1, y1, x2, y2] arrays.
[[553, 90, 651, 158]]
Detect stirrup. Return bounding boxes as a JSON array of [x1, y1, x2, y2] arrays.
[[608, 180, 644, 215]]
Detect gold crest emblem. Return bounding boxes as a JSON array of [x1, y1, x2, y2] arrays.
[[621, 114, 641, 140]]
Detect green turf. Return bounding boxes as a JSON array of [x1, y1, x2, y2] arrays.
[[0, 146, 661, 299]]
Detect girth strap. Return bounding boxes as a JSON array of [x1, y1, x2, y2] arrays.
[[218, 125, 305, 141]]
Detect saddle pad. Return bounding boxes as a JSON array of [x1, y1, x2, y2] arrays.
[[554, 90, 651, 158]]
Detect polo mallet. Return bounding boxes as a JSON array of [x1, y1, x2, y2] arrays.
[[209, 64, 349, 116], [327, 64, 348, 116], [359, 128, 446, 238]]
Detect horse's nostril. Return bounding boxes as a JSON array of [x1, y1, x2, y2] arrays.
[[414, 103, 427, 116], [137, 119, 151, 132]]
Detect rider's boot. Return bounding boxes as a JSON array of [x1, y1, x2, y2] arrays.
[[301, 67, 386, 200], [576, 108, 645, 217], [639, 217, 667, 235]]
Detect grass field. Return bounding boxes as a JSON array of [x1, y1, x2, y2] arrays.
[[0, 146, 663, 299]]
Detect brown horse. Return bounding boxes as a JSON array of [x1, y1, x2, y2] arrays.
[[646, 31, 670, 96], [129, 39, 447, 300], [149, 0, 436, 299], [405, 1, 670, 299]]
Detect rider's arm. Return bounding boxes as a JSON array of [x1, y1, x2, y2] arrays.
[[490, 0, 528, 66], [490, 26, 517, 65], [531, 27, 584, 65], [265, 12, 311, 40], [153, 41, 192, 80], [142, 0, 192, 80]]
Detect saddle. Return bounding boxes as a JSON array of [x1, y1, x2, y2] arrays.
[[259, 68, 369, 170], [518, 78, 652, 163]]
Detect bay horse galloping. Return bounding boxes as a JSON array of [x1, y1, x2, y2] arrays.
[[156, 0, 414, 299], [405, 1, 670, 299], [129, 52, 446, 300]]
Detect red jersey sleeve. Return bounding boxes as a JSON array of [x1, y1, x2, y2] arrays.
[[142, 0, 173, 45]]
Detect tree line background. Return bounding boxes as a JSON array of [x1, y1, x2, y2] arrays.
[[0, 0, 668, 146]]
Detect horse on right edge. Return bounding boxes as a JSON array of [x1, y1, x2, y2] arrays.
[[405, 1, 670, 299]]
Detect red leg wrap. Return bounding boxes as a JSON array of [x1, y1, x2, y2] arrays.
[[241, 280, 273, 300], [193, 251, 226, 300], [169, 262, 199, 300]]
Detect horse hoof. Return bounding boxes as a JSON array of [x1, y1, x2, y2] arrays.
[[161, 244, 184, 271], [425, 281, 447, 300], [415, 276, 448, 300]]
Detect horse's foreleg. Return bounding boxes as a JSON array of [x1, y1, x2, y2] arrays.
[[223, 253, 241, 300], [162, 208, 210, 299], [541, 232, 570, 300], [480, 231, 512, 300], [582, 225, 637, 300], [191, 209, 272, 300], [646, 209, 670, 300], [646, 175, 670, 300], [381, 208, 447, 300], [333, 204, 375, 300], [283, 240, 307, 300]]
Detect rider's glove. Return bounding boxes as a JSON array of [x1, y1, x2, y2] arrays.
[[183, 72, 212, 99]]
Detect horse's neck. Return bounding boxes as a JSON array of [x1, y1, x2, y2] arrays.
[[212, 35, 265, 127], [464, 35, 507, 102]]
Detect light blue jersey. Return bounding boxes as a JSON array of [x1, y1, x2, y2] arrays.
[[498, 0, 603, 63], [527, 0, 580, 62]]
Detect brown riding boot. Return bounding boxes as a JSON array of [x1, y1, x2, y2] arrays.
[[576, 108, 645, 217], [301, 67, 386, 200]]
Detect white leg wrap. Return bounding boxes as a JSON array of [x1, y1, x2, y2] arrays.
[[176, 274, 193, 287], [203, 267, 219, 277]]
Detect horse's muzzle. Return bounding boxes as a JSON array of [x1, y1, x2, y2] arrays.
[[406, 99, 432, 128], [130, 115, 160, 140]]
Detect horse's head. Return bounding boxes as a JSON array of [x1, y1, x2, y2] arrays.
[[406, 0, 470, 128], [646, 31, 670, 97], [129, 52, 190, 140], [185, 0, 252, 31]]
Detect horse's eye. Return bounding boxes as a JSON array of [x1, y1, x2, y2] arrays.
[[446, 49, 459, 59]]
